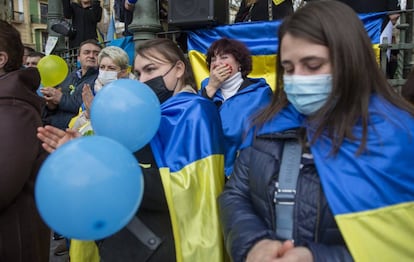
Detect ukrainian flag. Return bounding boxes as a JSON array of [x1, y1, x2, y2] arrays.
[[188, 20, 281, 91], [187, 13, 384, 91], [150, 92, 227, 261], [248, 95, 414, 261], [312, 95, 414, 261]]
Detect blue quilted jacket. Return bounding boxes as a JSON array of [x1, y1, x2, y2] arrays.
[[218, 130, 353, 262]]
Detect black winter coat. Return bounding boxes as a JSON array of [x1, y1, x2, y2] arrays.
[[235, 0, 293, 23], [98, 144, 175, 262], [62, 0, 102, 48], [218, 130, 353, 262], [336, 0, 399, 13]]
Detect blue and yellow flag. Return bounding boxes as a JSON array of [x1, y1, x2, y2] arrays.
[[96, 28, 105, 45], [187, 13, 384, 91], [150, 92, 227, 261], [106, 13, 117, 42], [311, 96, 414, 261], [200, 77, 272, 177], [188, 20, 281, 91], [248, 96, 414, 261]]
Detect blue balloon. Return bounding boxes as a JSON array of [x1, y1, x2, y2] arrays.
[[35, 136, 144, 240], [90, 79, 161, 152]]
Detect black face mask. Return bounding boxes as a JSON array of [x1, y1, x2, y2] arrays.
[[144, 76, 174, 104]]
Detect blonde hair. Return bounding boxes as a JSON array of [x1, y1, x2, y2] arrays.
[[98, 46, 129, 70]]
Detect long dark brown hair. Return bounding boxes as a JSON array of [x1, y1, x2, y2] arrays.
[[254, 0, 414, 154]]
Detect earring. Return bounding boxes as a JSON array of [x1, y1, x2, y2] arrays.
[[238, 66, 242, 72]]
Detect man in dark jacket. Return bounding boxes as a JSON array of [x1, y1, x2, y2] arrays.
[[114, 0, 134, 36], [341, 0, 400, 28], [62, 0, 102, 48], [41, 39, 101, 130], [337, 0, 399, 13], [0, 19, 50, 262], [306, 0, 400, 29], [235, 0, 293, 23]]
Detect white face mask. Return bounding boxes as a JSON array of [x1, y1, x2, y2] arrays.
[[97, 70, 118, 86], [283, 74, 332, 115]]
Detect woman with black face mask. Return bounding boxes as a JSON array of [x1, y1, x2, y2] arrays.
[[135, 40, 198, 104], [37, 38, 227, 262], [141, 67, 174, 104]]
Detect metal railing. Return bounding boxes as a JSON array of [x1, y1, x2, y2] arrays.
[[380, 8, 414, 92], [55, 47, 80, 72]]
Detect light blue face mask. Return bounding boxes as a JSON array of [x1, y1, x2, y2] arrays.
[[283, 74, 332, 115]]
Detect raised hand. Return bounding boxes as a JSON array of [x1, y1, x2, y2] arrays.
[[205, 63, 233, 98], [37, 125, 81, 153], [82, 83, 94, 119], [41, 87, 62, 106]]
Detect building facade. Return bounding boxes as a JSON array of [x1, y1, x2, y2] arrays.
[[4, 0, 49, 52]]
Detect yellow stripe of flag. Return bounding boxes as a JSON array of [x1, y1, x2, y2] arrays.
[[336, 201, 414, 261]]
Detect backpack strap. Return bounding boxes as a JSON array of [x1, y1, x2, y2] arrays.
[[126, 216, 163, 250], [273, 138, 302, 241]]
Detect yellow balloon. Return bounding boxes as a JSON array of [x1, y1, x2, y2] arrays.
[[37, 55, 69, 87]]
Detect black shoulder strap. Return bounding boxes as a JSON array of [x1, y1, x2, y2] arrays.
[[273, 138, 302, 241], [126, 216, 163, 250]]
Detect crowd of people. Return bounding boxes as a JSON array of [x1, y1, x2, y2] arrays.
[[1, 0, 414, 261]]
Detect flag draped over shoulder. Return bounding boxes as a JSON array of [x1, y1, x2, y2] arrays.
[[250, 96, 414, 261], [200, 77, 272, 177], [187, 12, 384, 91], [70, 93, 227, 262], [150, 92, 226, 261], [311, 96, 414, 261]]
